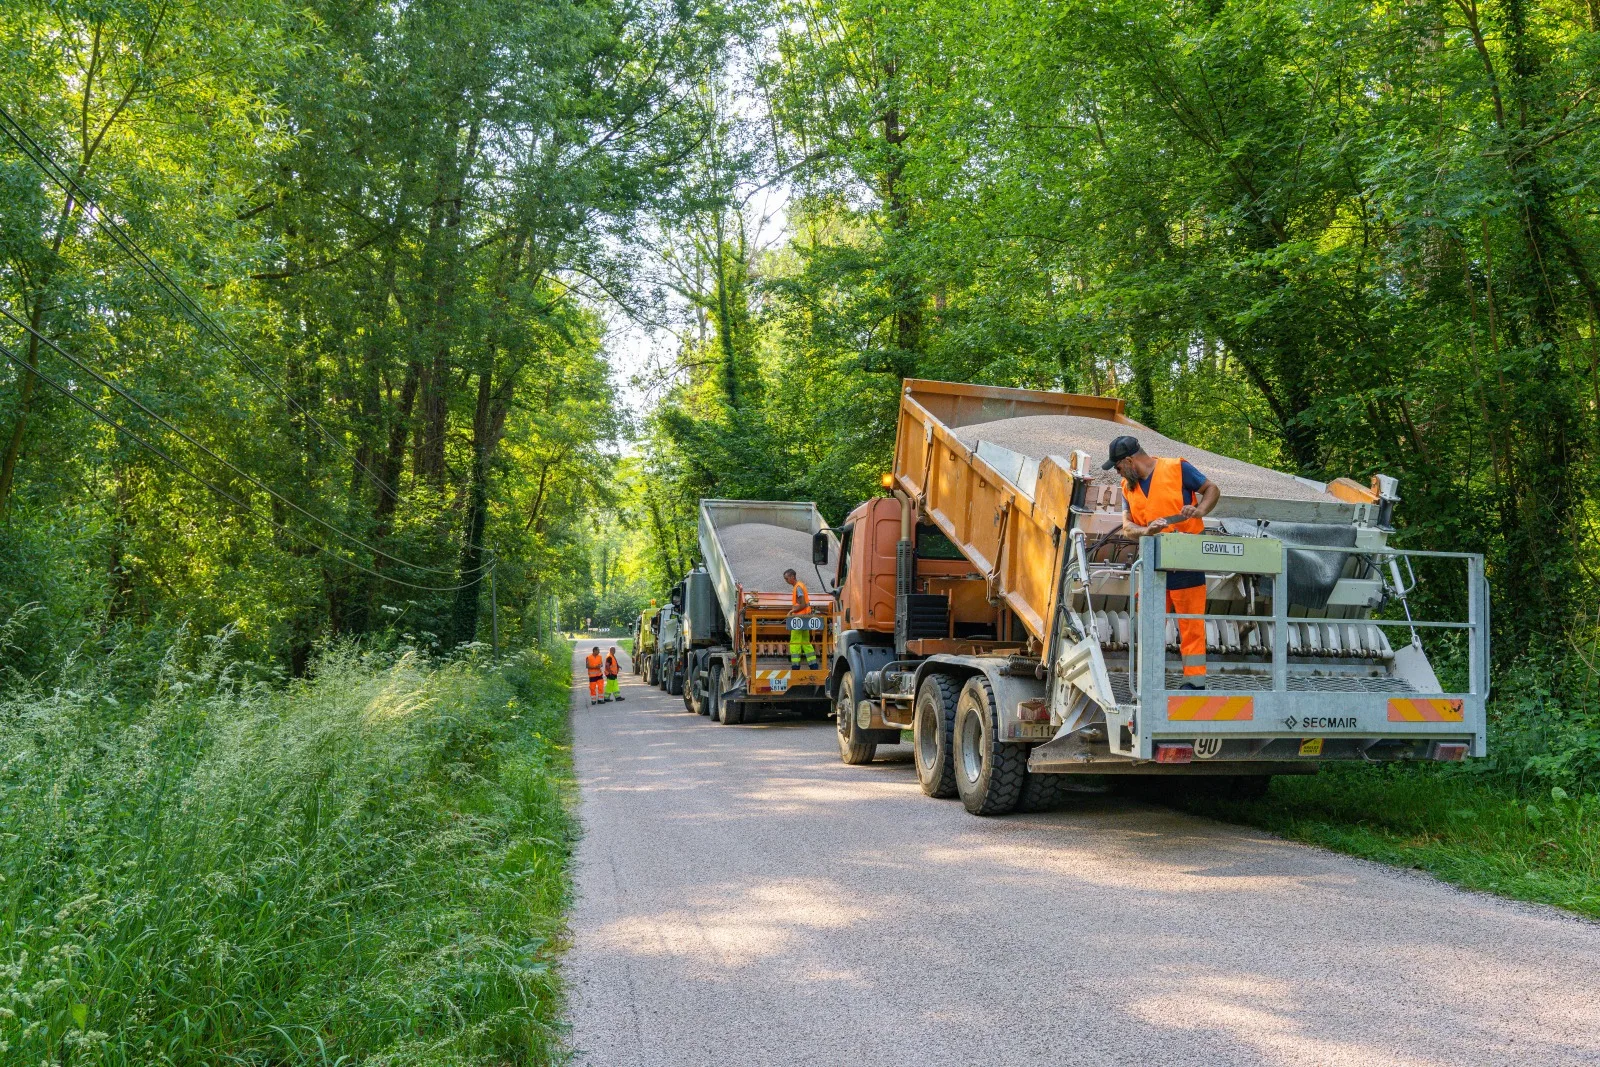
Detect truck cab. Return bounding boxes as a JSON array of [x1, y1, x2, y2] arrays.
[[829, 494, 1023, 763]]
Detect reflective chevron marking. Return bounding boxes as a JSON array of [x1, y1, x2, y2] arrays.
[[1167, 695, 1254, 721]]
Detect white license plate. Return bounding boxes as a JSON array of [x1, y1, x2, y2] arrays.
[[770, 677, 789, 693], [1017, 722, 1054, 740]]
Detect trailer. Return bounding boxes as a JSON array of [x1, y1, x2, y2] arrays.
[[688, 499, 840, 724], [825, 379, 1489, 815]]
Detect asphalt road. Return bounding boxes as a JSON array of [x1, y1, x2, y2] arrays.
[[563, 647, 1600, 1066]]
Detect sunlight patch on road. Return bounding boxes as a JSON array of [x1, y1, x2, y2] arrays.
[[1126, 971, 1456, 1067], [588, 878, 879, 968]]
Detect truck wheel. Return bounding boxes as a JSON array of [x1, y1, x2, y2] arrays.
[[1017, 770, 1074, 812], [715, 665, 746, 725], [914, 673, 959, 798], [835, 670, 876, 765], [667, 665, 683, 697], [953, 676, 1026, 816]]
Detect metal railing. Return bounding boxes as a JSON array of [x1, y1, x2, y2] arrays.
[[1131, 541, 1489, 700]]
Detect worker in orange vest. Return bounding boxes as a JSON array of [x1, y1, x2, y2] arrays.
[[784, 568, 820, 670], [1106, 435, 1221, 689], [585, 646, 605, 702], [603, 647, 624, 701]]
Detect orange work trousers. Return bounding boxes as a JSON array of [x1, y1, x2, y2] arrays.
[[1168, 583, 1207, 679], [588, 675, 604, 698]]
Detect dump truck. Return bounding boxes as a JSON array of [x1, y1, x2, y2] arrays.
[[685, 499, 840, 724], [662, 568, 725, 701], [823, 379, 1489, 815], [633, 606, 659, 684], [655, 598, 685, 696]]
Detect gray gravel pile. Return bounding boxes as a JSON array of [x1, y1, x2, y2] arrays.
[[716, 523, 837, 594], [954, 414, 1333, 503]]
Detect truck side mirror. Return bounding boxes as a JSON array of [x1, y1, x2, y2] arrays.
[[812, 530, 830, 566]]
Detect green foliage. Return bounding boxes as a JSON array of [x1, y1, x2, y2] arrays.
[[0, 640, 576, 1064], [0, 0, 738, 672], [635, 0, 1600, 790]]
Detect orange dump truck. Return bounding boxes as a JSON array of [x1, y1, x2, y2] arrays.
[[823, 380, 1489, 815], [686, 499, 840, 724]]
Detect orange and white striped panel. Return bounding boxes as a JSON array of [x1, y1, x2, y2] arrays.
[[753, 669, 789, 692], [1167, 695, 1254, 721], [1387, 697, 1464, 722]]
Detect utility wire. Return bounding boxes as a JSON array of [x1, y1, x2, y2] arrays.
[[0, 334, 491, 593], [0, 106, 403, 504], [0, 305, 489, 576]]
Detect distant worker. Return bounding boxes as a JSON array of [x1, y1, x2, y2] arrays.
[[783, 568, 820, 671], [604, 647, 624, 702], [585, 646, 605, 703], [1105, 435, 1221, 690]]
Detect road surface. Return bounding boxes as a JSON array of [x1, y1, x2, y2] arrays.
[[563, 648, 1600, 1066]]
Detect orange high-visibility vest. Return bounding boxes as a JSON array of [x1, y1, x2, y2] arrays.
[[1124, 458, 1205, 534], [791, 579, 811, 615], [604, 655, 619, 678], [585, 653, 603, 680]]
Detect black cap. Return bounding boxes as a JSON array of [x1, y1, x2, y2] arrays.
[[1102, 435, 1142, 470]]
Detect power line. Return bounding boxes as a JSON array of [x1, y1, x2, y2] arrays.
[[0, 334, 491, 594], [0, 304, 489, 577], [0, 106, 404, 505]]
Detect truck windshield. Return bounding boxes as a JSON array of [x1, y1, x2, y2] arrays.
[[916, 523, 966, 561]]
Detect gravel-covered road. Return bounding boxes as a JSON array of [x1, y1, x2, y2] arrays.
[[563, 647, 1600, 1066]]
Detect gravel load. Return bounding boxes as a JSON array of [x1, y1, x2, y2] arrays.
[[717, 523, 837, 593], [953, 414, 1334, 503]]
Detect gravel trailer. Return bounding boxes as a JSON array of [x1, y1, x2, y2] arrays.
[[689, 499, 840, 724], [825, 379, 1489, 815]]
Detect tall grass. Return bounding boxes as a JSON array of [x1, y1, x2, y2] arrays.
[[0, 640, 574, 1065]]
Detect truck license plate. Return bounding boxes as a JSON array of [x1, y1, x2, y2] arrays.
[[1017, 722, 1053, 740], [770, 676, 789, 693]]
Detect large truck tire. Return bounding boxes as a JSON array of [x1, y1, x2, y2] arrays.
[[914, 673, 960, 798], [667, 663, 683, 697], [953, 675, 1026, 816], [834, 669, 877, 765], [685, 658, 703, 714], [713, 664, 746, 724], [1017, 769, 1076, 812]]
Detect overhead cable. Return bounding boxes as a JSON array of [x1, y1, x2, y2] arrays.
[[0, 336, 491, 593], [0, 305, 490, 577], [0, 106, 404, 504]]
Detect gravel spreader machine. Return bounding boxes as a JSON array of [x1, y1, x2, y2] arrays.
[[823, 380, 1489, 815]]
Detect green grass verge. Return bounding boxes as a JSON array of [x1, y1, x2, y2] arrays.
[[0, 644, 575, 1065], [1176, 765, 1600, 918]]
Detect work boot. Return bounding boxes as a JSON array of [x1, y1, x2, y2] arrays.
[[807, 661, 820, 671]]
